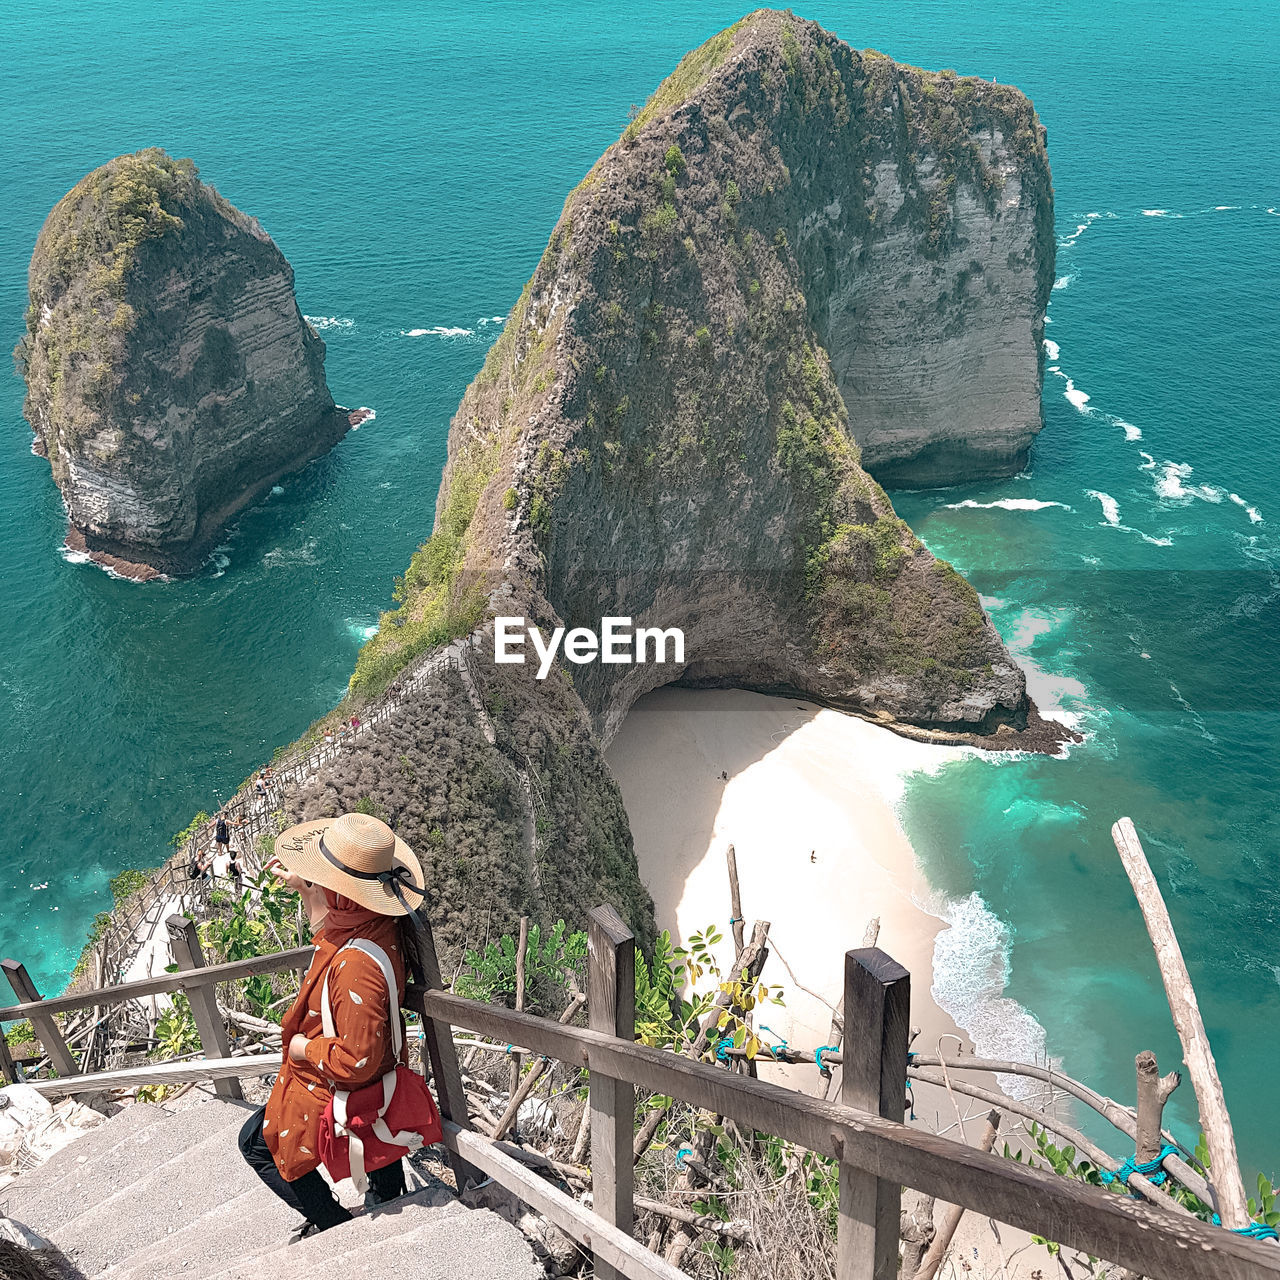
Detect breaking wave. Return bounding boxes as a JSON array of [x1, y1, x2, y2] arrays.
[[928, 891, 1051, 1099], [945, 498, 1072, 512], [304, 315, 354, 331]]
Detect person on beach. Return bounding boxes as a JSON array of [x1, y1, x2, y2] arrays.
[[238, 812, 429, 1239]]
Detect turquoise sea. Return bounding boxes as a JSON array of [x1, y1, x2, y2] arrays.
[[2, 1, 1276, 1173]]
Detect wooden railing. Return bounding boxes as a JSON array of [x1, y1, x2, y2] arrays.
[[3, 909, 1278, 1280], [92, 640, 468, 985]]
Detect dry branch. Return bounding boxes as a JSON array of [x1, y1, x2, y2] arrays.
[[1112, 817, 1250, 1227]]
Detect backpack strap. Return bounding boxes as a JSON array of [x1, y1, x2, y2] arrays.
[[318, 938, 408, 1194], [319, 939, 402, 1061]]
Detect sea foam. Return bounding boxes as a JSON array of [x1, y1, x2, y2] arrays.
[[945, 498, 1071, 512], [304, 315, 354, 331], [1042, 338, 1060, 361], [1155, 461, 1224, 503], [402, 325, 474, 338], [1063, 379, 1090, 412], [1086, 490, 1121, 526], [928, 891, 1050, 1099], [1229, 493, 1263, 523]]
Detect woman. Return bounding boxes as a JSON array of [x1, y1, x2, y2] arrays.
[[238, 811, 428, 1237]]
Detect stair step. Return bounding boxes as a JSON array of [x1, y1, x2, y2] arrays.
[[0, 1102, 170, 1225], [306, 1208, 543, 1280], [99, 1184, 299, 1280], [6, 1100, 246, 1238], [211, 1200, 538, 1280], [211, 1186, 465, 1279], [48, 1100, 258, 1274]]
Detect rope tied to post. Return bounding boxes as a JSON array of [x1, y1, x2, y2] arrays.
[[715, 1037, 735, 1063], [815, 1044, 838, 1074], [1210, 1215, 1280, 1242], [757, 1025, 788, 1060], [675, 1146, 693, 1170], [1100, 1143, 1181, 1194]]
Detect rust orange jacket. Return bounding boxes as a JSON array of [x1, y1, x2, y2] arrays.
[[263, 909, 406, 1182]]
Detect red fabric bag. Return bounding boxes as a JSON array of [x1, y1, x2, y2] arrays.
[[315, 940, 442, 1191]]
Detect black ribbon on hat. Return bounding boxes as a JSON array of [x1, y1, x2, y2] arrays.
[[318, 832, 426, 916]]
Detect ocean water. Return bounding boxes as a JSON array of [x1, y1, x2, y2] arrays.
[[2, 0, 1277, 1172]]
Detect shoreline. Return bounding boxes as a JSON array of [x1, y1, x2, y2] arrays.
[[605, 686, 981, 1067]]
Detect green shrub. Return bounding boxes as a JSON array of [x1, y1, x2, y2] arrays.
[[502, 487, 518, 511]]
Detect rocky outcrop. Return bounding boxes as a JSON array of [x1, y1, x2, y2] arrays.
[[356, 11, 1062, 743], [283, 12, 1068, 945], [15, 149, 351, 578]]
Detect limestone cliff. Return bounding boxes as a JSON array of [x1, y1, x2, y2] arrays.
[[269, 13, 1068, 947], [15, 149, 352, 578], [356, 11, 1062, 743]]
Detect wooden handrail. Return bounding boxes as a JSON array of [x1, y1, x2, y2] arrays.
[[410, 988, 1280, 1280], [0, 946, 314, 1023]]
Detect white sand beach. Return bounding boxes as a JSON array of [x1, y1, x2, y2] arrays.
[[605, 686, 971, 1075], [606, 686, 1050, 1277]]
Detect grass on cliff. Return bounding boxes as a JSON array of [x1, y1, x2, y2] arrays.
[[15, 148, 202, 455], [349, 437, 499, 696], [622, 14, 750, 142]]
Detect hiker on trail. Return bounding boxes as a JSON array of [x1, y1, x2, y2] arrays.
[[239, 813, 439, 1239], [214, 812, 231, 851], [254, 772, 268, 798], [350, 714, 361, 732], [227, 845, 244, 893]]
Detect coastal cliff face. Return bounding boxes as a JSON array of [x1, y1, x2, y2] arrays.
[[15, 149, 350, 578], [358, 10, 1059, 741], [291, 12, 1065, 944]]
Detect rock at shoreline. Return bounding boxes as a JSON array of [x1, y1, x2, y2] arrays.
[[361, 11, 1063, 743], [15, 148, 352, 579]]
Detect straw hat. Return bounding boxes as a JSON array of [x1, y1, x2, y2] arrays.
[[272, 812, 425, 916]]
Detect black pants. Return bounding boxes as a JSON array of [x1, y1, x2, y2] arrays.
[[238, 1105, 405, 1231]]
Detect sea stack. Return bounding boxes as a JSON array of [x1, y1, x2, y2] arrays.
[[357, 10, 1061, 745], [269, 13, 1068, 950], [15, 148, 351, 579]]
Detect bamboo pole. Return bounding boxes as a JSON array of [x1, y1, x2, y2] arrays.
[[1112, 817, 1250, 1228], [907, 1067, 1190, 1214], [726, 845, 745, 956], [491, 992, 586, 1141], [510, 916, 530, 1101]]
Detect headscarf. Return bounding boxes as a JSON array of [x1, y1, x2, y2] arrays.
[[318, 887, 403, 956]]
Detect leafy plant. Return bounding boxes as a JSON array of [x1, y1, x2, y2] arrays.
[[454, 919, 586, 1015]]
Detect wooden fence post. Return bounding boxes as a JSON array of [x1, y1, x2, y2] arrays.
[[588, 904, 636, 1280], [838, 947, 911, 1280], [407, 906, 482, 1192], [165, 916, 242, 1101], [0, 1021, 19, 1083], [2, 960, 79, 1081]]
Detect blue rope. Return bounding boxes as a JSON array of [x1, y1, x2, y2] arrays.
[[815, 1045, 838, 1073], [1236, 1223, 1280, 1241], [1211, 1215, 1280, 1241], [715, 1037, 735, 1062], [757, 1025, 788, 1060], [905, 1080, 916, 1122], [1100, 1143, 1181, 1194], [675, 1146, 693, 1170]]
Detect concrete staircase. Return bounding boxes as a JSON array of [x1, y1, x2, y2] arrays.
[[0, 1096, 542, 1279]]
